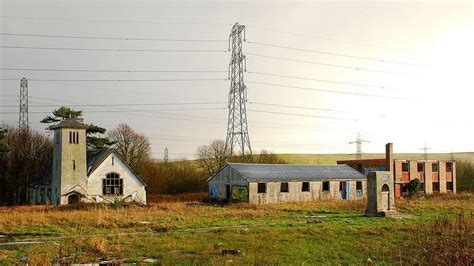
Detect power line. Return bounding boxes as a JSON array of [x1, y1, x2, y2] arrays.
[[0, 15, 231, 26], [0, 45, 228, 53], [0, 78, 227, 82], [246, 81, 405, 99], [0, 107, 226, 115], [247, 71, 399, 90], [246, 41, 427, 67], [248, 102, 351, 114], [246, 25, 422, 53], [0, 32, 227, 42], [0, 67, 227, 73], [247, 109, 355, 121], [246, 53, 416, 76], [0, 101, 227, 108]]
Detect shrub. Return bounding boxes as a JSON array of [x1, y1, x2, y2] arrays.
[[457, 161, 474, 192], [407, 178, 422, 197]]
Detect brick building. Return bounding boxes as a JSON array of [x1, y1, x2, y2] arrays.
[[337, 143, 456, 198]]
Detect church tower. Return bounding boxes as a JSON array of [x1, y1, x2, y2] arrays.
[[51, 119, 88, 205]]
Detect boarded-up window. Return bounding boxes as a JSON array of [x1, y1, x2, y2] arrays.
[[322, 181, 330, 191], [302, 182, 310, 192], [257, 183, 266, 193], [432, 163, 439, 172], [356, 181, 362, 190], [280, 182, 289, 193]]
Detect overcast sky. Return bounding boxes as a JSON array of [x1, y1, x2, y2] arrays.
[[1, 0, 473, 159]]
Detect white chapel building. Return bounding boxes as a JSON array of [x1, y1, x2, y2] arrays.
[[28, 119, 147, 205]]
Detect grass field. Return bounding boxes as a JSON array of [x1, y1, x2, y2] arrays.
[[0, 194, 472, 264], [278, 152, 474, 165]]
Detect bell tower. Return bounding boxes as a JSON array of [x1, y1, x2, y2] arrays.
[[51, 119, 88, 205]]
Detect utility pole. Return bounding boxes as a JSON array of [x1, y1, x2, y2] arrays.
[[19, 77, 29, 130], [420, 144, 431, 160], [225, 23, 252, 156], [163, 147, 169, 163], [349, 132, 369, 160]]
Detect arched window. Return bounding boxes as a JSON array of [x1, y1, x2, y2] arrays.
[[103, 172, 123, 195]]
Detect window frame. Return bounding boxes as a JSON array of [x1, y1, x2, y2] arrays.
[[102, 172, 123, 196], [356, 181, 363, 191], [302, 182, 310, 192], [280, 182, 289, 193], [322, 181, 330, 191], [432, 163, 439, 172], [402, 162, 409, 172], [257, 183, 267, 194], [417, 162, 424, 172]]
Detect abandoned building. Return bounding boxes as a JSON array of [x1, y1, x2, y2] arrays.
[[337, 143, 456, 198], [28, 119, 147, 205], [207, 163, 367, 204]]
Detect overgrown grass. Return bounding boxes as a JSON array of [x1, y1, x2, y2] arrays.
[[0, 194, 472, 264]]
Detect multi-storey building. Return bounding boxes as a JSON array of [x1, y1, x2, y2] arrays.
[[337, 143, 456, 198]]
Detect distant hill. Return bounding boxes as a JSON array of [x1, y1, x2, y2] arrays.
[[277, 152, 474, 165]]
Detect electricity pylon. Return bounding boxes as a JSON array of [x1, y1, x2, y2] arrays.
[[224, 23, 252, 156], [349, 132, 369, 160]]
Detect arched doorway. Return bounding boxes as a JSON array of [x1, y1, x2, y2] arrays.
[[381, 184, 390, 211], [67, 193, 80, 204]]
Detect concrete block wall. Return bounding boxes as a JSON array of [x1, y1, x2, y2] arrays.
[[248, 180, 366, 204]]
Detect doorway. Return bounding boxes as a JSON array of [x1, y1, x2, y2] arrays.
[[225, 184, 231, 201], [339, 182, 347, 200], [67, 193, 80, 204], [381, 184, 390, 211]]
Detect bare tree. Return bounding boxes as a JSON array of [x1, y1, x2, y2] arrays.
[[0, 126, 53, 204], [108, 124, 151, 169], [196, 139, 228, 176]]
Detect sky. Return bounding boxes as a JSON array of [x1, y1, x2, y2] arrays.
[[0, 0, 473, 159]]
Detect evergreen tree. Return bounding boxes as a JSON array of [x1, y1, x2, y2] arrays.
[[41, 106, 115, 150]]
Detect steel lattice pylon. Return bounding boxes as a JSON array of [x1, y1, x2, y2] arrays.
[[349, 132, 369, 160], [225, 23, 252, 156], [19, 77, 29, 130], [164, 147, 169, 163]]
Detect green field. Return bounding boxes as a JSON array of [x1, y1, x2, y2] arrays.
[[278, 152, 474, 165], [0, 194, 472, 264]]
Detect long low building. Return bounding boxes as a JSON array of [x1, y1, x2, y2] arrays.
[[207, 163, 367, 204]]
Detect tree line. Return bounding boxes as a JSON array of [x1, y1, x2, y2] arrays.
[[0, 107, 286, 205]]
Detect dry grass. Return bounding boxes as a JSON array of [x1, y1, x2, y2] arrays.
[[402, 212, 474, 265], [0, 194, 472, 264]]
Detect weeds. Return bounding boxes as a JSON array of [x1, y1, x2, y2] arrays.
[[403, 212, 474, 265]]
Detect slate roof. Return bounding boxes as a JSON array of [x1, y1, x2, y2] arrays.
[[87, 149, 113, 175], [87, 149, 147, 186], [210, 163, 367, 182], [30, 149, 146, 188], [50, 119, 88, 129]]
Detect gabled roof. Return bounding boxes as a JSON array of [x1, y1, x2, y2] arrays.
[[29, 149, 147, 188], [209, 163, 367, 182], [50, 119, 88, 130], [87, 148, 147, 186]]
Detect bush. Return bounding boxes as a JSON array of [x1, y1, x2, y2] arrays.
[[457, 161, 474, 192], [407, 178, 422, 197]]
